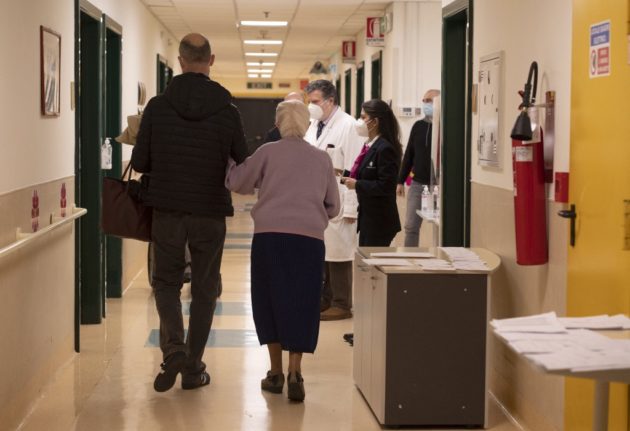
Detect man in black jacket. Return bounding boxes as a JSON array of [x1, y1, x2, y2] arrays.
[[396, 89, 440, 247], [132, 33, 248, 392]]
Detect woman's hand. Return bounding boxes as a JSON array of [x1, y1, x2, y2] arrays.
[[341, 177, 356, 190]]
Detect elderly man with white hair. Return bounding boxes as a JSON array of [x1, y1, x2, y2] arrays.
[[226, 100, 340, 402]]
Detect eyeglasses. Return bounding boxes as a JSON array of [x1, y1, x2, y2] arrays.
[[422, 98, 433, 103]]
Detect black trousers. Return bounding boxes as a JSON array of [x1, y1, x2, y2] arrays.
[[358, 230, 396, 247], [151, 209, 226, 375]]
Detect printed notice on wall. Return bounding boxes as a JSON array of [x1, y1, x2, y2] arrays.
[[589, 20, 611, 78]]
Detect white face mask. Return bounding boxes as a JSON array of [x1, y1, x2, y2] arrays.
[[308, 103, 324, 121], [355, 118, 370, 137]]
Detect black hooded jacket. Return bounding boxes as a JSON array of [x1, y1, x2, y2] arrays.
[[131, 73, 248, 216]]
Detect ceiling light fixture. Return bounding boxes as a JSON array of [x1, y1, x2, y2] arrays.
[[245, 52, 278, 57], [246, 62, 276, 66], [244, 40, 282, 45], [261, 74, 272, 78], [240, 21, 288, 27], [248, 74, 259, 78], [248, 69, 273, 73]]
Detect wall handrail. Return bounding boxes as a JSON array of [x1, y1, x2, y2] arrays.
[[0, 206, 87, 259]]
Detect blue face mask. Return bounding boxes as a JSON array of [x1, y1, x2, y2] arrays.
[[423, 102, 433, 117]]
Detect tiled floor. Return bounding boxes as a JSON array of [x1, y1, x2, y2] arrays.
[[17, 195, 519, 431]]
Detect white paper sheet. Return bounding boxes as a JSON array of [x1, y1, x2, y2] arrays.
[[361, 258, 414, 266], [370, 251, 435, 258]]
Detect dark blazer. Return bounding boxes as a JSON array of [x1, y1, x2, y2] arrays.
[[398, 119, 432, 184], [355, 137, 402, 239]]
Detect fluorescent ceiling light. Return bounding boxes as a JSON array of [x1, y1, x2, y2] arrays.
[[247, 62, 276, 66], [248, 69, 273, 73], [244, 40, 282, 45], [248, 74, 259, 78], [245, 52, 278, 57], [261, 74, 272, 78], [240, 21, 287, 27]]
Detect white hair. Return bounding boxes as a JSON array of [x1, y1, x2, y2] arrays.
[[276, 100, 309, 138]]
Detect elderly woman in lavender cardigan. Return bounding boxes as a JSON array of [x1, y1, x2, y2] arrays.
[[225, 100, 340, 402]]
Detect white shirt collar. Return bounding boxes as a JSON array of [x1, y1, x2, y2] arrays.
[[366, 135, 380, 148]]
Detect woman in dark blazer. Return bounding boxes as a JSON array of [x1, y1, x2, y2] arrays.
[[342, 99, 402, 247]]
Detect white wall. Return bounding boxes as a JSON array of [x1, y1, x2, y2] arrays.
[[470, 0, 572, 191], [0, 0, 178, 195], [384, 1, 442, 143], [0, 0, 75, 194]]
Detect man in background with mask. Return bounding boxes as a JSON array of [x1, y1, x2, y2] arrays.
[[396, 89, 440, 247], [304, 80, 364, 321]]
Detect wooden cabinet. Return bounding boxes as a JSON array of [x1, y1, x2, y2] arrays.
[[352, 247, 500, 428]]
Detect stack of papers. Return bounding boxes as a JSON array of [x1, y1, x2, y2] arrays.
[[439, 247, 489, 271], [411, 258, 456, 271], [491, 312, 567, 333], [492, 312, 630, 373], [558, 314, 630, 330], [370, 251, 434, 258], [361, 258, 413, 266]]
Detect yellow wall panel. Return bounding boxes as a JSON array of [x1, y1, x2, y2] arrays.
[[567, 0, 630, 429]]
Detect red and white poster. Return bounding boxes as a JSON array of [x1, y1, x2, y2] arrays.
[[342, 41, 356, 63], [366, 17, 384, 47], [589, 20, 610, 78]]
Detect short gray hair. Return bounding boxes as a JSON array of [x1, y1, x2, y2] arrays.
[[276, 100, 310, 138], [305, 80, 337, 104], [179, 36, 211, 63]]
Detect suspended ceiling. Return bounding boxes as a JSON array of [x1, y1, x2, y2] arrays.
[[141, 0, 391, 80]]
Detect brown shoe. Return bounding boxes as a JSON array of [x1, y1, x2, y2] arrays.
[[320, 307, 352, 321]]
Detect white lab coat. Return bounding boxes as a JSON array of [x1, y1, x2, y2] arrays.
[[304, 108, 365, 261]]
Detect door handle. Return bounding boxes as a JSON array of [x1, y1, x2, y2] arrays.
[[558, 204, 576, 247]]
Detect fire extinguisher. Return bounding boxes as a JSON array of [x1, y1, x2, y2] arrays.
[[510, 62, 548, 265]]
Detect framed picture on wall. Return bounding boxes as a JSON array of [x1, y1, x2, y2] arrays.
[[40, 26, 61, 116]]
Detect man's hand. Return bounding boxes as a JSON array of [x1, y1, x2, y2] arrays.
[[396, 184, 405, 197], [341, 177, 356, 190]]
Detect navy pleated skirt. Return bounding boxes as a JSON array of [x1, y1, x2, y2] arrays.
[[251, 232, 325, 353]]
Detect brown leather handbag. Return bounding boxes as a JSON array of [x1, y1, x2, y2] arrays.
[[101, 164, 152, 242]]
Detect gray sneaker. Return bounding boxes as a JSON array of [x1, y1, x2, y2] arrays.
[[261, 371, 285, 394]]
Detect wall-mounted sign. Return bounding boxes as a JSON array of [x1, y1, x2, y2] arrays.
[[589, 20, 610, 78], [342, 41, 356, 63], [366, 17, 384, 47], [247, 82, 272, 89]]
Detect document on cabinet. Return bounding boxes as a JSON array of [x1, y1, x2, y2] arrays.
[[491, 312, 567, 333], [557, 314, 630, 330], [370, 251, 435, 258], [411, 258, 456, 271], [361, 258, 414, 266]]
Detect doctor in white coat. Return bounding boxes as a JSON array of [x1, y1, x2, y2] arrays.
[[303, 80, 365, 321]]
